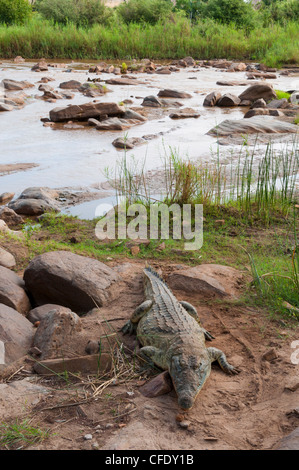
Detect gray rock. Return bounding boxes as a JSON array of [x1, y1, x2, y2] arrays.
[[267, 98, 289, 109], [157, 89, 192, 99], [33, 307, 82, 359], [238, 84, 277, 103], [122, 109, 147, 122], [0, 207, 24, 226], [0, 266, 31, 314], [0, 192, 14, 205], [24, 251, 121, 314], [0, 103, 13, 112], [27, 303, 65, 324], [49, 102, 125, 122], [0, 247, 16, 269], [8, 187, 60, 216], [8, 198, 59, 216], [59, 80, 82, 90], [95, 117, 128, 131], [141, 96, 162, 108], [112, 137, 146, 149], [167, 264, 245, 299], [275, 427, 299, 450], [217, 93, 241, 107], [0, 303, 34, 366], [251, 98, 267, 109], [2, 79, 33, 91], [203, 91, 221, 107], [207, 116, 299, 136]]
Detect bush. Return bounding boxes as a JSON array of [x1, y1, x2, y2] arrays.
[[199, 0, 257, 30], [0, 0, 32, 25], [36, 0, 112, 27], [261, 0, 299, 24], [117, 0, 173, 25]]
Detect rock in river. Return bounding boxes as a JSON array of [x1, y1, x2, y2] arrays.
[[49, 101, 125, 122], [207, 116, 299, 137]]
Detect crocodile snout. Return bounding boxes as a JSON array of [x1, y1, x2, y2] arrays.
[[178, 394, 194, 410]]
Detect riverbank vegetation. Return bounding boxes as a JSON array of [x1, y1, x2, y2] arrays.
[[0, 0, 298, 67], [1, 141, 298, 321]]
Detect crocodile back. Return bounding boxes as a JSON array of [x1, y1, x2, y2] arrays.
[[138, 267, 205, 350]]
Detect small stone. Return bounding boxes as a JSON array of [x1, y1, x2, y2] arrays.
[[84, 434, 93, 440], [176, 413, 186, 422], [105, 423, 114, 429], [85, 340, 101, 355], [262, 348, 278, 362], [130, 246, 140, 256], [178, 420, 191, 429], [157, 242, 166, 251]]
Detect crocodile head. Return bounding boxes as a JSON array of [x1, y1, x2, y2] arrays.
[[169, 354, 211, 410]]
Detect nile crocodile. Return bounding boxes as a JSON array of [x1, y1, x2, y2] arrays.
[[121, 266, 239, 410]]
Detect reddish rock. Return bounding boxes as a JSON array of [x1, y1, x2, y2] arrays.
[[139, 371, 173, 397], [203, 91, 221, 107]]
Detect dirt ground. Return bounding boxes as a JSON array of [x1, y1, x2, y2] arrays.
[[1, 260, 298, 451]]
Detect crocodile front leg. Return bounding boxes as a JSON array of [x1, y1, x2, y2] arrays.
[[180, 301, 215, 341], [207, 347, 240, 375], [121, 300, 153, 335], [138, 345, 165, 371]]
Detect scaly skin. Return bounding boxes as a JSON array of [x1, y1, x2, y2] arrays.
[[121, 266, 239, 410]]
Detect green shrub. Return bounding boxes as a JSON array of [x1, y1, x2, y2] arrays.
[[0, 0, 32, 25], [199, 0, 257, 30], [117, 0, 173, 25], [36, 0, 112, 27], [261, 0, 299, 24]]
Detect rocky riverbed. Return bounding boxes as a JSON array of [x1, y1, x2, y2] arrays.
[[1, 57, 298, 219]]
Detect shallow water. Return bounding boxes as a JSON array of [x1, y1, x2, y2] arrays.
[[0, 60, 297, 218]]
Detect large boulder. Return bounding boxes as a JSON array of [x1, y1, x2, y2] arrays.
[[33, 307, 82, 359], [24, 251, 121, 314], [238, 84, 277, 103], [0, 303, 34, 368], [8, 187, 60, 216], [0, 267, 31, 314], [49, 101, 125, 122], [167, 264, 245, 298], [207, 116, 299, 137]]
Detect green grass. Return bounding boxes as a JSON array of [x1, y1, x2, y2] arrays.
[[0, 16, 298, 67], [0, 418, 51, 450], [275, 90, 291, 100]]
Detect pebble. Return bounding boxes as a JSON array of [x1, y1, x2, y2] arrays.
[[84, 434, 93, 440], [178, 420, 191, 429]]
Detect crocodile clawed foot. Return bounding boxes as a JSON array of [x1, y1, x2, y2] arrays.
[[227, 366, 241, 375], [121, 320, 135, 336]]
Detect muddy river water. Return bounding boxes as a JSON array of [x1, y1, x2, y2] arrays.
[[0, 60, 298, 218]]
